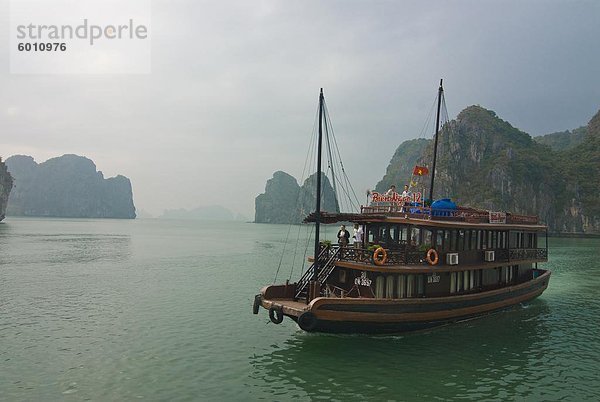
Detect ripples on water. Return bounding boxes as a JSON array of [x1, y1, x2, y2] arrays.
[[0, 219, 599, 401]]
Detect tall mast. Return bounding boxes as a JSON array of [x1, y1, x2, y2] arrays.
[[313, 88, 324, 282], [429, 79, 444, 202]]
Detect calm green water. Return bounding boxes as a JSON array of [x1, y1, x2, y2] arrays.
[[0, 218, 599, 401]]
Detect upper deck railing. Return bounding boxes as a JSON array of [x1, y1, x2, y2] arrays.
[[336, 246, 548, 267], [360, 204, 539, 225]]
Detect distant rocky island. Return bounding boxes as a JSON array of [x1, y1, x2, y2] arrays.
[[255, 171, 338, 224], [0, 157, 13, 221], [256, 105, 599, 235], [376, 105, 599, 235], [5, 154, 136, 219]]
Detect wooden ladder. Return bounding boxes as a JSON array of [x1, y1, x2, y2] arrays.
[[294, 247, 341, 300]]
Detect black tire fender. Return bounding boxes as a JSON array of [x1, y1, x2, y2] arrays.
[[297, 311, 318, 331], [269, 306, 284, 324], [252, 294, 261, 315]]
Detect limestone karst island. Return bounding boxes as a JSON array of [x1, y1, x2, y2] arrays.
[[0, 154, 135, 220], [255, 105, 600, 236]]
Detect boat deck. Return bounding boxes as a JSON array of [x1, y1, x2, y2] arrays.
[[261, 299, 309, 317]]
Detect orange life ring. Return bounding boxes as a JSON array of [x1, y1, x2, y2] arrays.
[[373, 247, 388, 266], [426, 248, 439, 266]]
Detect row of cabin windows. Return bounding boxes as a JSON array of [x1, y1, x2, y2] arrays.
[[369, 266, 520, 298], [366, 225, 539, 251]]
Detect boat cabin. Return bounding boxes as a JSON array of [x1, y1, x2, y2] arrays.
[[302, 204, 548, 301]]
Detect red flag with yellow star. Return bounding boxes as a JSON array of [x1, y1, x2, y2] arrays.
[[413, 165, 429, 176]]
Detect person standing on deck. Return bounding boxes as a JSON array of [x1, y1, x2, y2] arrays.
[[337, 225, 350, 247], [401, 184, 411, 198], [400, 184, 412, 212], [385, 185, 397, 196], [353, 224, 364, 248]]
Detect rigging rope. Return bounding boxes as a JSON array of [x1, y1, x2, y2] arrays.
[[277, 91, 363, 283], [321, 100, 361, 212], [273, 102, 320, 284]]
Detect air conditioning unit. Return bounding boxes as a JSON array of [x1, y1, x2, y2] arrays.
[[484, 250, 495, 262], [446, 253, 459, 265]]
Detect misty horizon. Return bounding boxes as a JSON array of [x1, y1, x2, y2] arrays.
[[2, 0, 599, 218]]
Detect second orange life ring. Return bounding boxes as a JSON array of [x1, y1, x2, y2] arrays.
[[373, 247, 388, 266], [426, 248, 439, 266]]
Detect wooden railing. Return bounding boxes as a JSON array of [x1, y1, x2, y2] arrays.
[[295, 246, 341, 299], [336, 246, 547, 266], [509, 248, 548, 261], [360, 204, 539, 224]]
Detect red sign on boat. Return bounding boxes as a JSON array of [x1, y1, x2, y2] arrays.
[[371, 191, 422, 205]]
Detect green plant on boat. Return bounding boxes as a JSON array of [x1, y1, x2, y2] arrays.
[[320, 240, 332, 248], [419, 244, 433, 252]]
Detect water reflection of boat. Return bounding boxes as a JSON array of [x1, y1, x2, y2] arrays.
[[249, 300, 551, 400], [253, 82, 550, 334]]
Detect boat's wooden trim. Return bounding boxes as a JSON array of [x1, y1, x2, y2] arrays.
[[260, 298, 308, 317], [311, 285, 546, 323], [380, 216, 547, 231], [335, 258, 547, 274], [259, 271, 550, 325], [307, 212, 547, 231], [310, 270, 549, 306], [306, 271, 550, 323]]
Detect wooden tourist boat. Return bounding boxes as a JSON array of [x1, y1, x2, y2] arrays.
[[253, 82, 550, 333]]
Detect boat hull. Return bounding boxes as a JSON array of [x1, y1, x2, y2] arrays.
[[260, 269, 551, 334]]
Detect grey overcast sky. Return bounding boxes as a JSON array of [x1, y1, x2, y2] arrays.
[[1, 0, 599, 218]]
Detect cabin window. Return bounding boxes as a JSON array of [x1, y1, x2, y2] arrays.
[[509, 231, 517, 249], [465, 271, 472, 290], [368, 226, 376, 244], [520, 232, 525, 248], [527, 233, 535, 248], [400, 226, 408, 242], [385, 276, 395, 298], [450, 272, 456, 293], [417, 275, 425, 296], [444, 230, 452, 251], [500, 267, 508, 283], [470, 230, 477, 250], [474, 269, 481, 288], [457, 230, 466, 251], [406, 275, 415, 297], [423, 229, 433, 248], [375, 276, 385, 298], [397, 275, 406, 298], [410, 227, 421, 247], [436, 230, 444, 250], [512, 265, 519, 282], [380, 226, 393, 247], [389, 226, 398, 243]]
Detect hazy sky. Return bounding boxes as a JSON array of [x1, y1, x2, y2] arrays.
[[1, 0, 599, 218]]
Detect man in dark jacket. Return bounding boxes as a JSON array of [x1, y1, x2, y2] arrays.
[[337, 225, 350, 247]]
